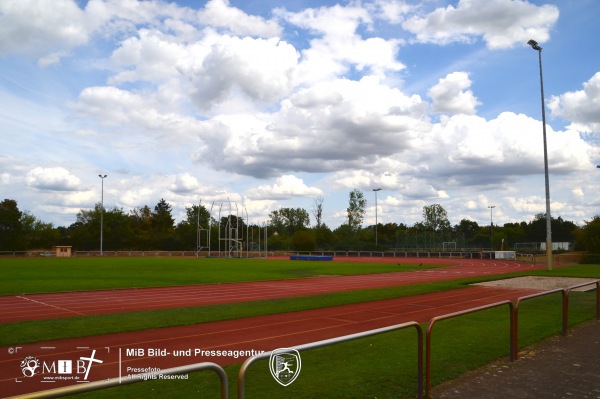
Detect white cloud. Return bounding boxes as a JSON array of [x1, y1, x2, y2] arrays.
[[198, 0, 282, 37], [402, 0, 559, 49], [371, 0, 414, 24], [25, 167, 81, 191], [413, 112, 594, 188], [0, 0, 89, 65], [247, 175, 323, 200], [109, 29, 189, 85], [428, 71, 480, 115], [278, 3, 404, 82], [548, 72, 600, 134], [186, 35, 299, 109], [170, 173, 200, 194], [0, 0, 190, 66]]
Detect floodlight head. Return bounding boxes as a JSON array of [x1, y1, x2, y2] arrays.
[[527, 39, 541, 51], [373, 188, 382, 192], [99, 174, 107, 178]]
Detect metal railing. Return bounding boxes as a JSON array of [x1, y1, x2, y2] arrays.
[[425, 300, 515, 397], [6, 362, 228, 399], [512, 280, 600, 361], [425, 279, 600, 397], [237, 321, 424, 399]]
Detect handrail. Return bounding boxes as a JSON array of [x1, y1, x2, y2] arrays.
[[512, 287, 567, 362], [512, 280, 600, 361], [425, 300, 514, 398], [238, 321, 424, 399], [6, 362, 228, 399]]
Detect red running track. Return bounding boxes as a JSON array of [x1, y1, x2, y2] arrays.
[[0, 258, 544, 323], [0, 285, 541, 397]]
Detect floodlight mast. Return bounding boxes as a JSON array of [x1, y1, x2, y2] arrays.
[[527, 39, 552, 271], [373, 188, 382, 246], [488, 205, 495, 250], [99, 174, 107, 256]]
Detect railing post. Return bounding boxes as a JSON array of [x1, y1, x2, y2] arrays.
[[425, 301, 512, 398], [597, 282, 600, 321], [562, 288, 569, 337]]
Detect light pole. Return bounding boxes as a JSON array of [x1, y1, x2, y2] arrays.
[[373, 188, 382, 246], [99, 174, 107, 256], [528, 39, 553, 271], [488, 205, 495, 250]]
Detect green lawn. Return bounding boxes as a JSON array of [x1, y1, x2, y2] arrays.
[[0, 257, 441, 294]]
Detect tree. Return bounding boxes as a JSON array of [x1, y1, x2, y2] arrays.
[[347, 189, 366, 231], [20, 211, 59, 249], [70, 204, 102, 250], [152, 198, 175, 249], [70, 204, 132, 250], [292, 230, 316, 251], [102, 207, 133, 250], [312, 196, 324, 228], [0, 199, 23, 250], [575, 215, 600, 253], [422, 204, 451, 233], [269, 207, 310, 236], [130, 205, 153, 249]]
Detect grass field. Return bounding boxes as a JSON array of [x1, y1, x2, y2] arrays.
[[0, 257, 442, 294], [2, 258, 599, 398]]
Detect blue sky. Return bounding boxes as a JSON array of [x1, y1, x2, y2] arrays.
[[1, 0, 599, 231]]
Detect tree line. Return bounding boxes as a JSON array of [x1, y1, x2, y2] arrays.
[[0, 192, 598, 253]]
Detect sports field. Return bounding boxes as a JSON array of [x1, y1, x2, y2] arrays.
[[1, 257, 599, 398]]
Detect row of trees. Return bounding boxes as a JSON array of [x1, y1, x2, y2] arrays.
[[1, 193, 598, 253]]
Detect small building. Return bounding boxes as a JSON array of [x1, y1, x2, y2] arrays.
[[52, 246, 72, 258]]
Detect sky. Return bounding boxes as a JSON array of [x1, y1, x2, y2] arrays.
[[1, 0, 600, 231]]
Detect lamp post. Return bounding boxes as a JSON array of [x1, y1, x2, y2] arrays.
[[488, 205, 495, 250], [528, 39, 552, 271], [373, 188, 382, 246], [99, 174, 107, 256]]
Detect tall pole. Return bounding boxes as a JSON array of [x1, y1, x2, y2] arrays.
[[99, 174, 107, 256], [373, 188, 382, 246], [528, 39, 552, 271], [488, 205, 495, 250]]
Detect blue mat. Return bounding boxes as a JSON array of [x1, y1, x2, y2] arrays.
[[290, 255, 333, 261]]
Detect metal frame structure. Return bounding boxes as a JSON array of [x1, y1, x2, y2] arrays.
[[196, 200, 213, 257]]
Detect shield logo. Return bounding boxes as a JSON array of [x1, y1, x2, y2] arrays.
[[269, 348, 301, 386]]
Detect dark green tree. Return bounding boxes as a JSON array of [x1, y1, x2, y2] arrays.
[[130, 206, 153, 249], [0, 199, 23, 250], [575, 215, 600, 253], [20, 211, 60, 249], [152, 199, 175, 249], [269, 207, 310, 236]]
